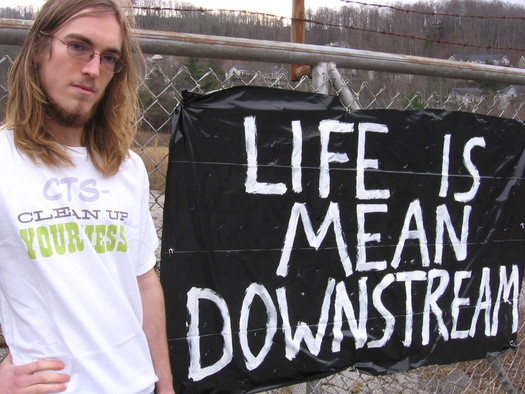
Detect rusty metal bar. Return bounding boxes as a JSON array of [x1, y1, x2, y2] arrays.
[[1, 18, 525, 85], [290, 0, 308, 81], [291, 0, 305, 46]]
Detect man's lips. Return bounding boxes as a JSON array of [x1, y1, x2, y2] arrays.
[[72, 83, 96, 95]]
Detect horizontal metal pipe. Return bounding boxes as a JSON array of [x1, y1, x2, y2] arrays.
[[1, 18, 524, 85]]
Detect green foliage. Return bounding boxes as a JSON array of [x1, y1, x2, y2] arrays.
[[182, 57, 224, 93], [423, 34, 434, 54], [403, 92, 425, 110], [479, 80, 503, 99]]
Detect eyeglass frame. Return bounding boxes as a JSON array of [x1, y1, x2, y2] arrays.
[[40, 33, 125, 73]]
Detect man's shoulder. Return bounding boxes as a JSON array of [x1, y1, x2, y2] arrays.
[[0, 129, 26, 174], [0, 128, 16, 149], [127, 148, 141, 162], [118, 148, 148, 176], [126, 149, 145, 168], [0, 127, 14, 138]]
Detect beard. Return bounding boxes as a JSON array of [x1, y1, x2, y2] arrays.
[[45, 95, 99, 128]]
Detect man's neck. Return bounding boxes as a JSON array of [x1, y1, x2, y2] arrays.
[[46, 120, 84, 147]]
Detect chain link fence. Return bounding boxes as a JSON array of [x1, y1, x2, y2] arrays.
[[1, 48, 524, 392]]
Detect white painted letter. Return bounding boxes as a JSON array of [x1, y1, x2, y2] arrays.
[[277, 278, 336, 360], [439, 134, 451, 197], [469, 267, 492, 337], [239, 283, 277, 371], [332, 278, 369, 351], [277, 202, 352, 277], [451, 271, 471, 339], [454, 137, 486, 203], [491, 265, 520, 335], [318, 120, 354, 199], [291, 120, 303, 193], [187, 288, 233, 381], [422, 269, 450, 345], [391, 199, 431, 269], [356, 123, 390, 200], [244, 116, 287, 195], [397, 270, 427, 347], [368, 274, 395, 348], [434, 204, 471, 264], [357, 204, 388, 271]]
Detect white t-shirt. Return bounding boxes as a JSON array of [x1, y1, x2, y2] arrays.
[[0, 129, 159, 393]]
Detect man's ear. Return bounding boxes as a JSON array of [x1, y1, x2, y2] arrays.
[[34, 34, 52, 64]]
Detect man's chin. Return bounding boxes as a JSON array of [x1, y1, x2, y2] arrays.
[[47, 103, 97, 128]]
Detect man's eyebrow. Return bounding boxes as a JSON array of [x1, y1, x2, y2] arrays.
[[61, 33, 122, 55]]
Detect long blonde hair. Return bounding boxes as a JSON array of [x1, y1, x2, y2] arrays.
[[5, 0, 144, 176]]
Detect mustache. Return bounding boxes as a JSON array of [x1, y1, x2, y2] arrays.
[[71, 80, 98, 94]]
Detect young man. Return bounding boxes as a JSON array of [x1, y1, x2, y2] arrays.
[[0, 0, 174, 393]]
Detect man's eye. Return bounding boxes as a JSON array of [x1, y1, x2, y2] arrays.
[[101, 54, 118, 65], [69, 42, 89, 53]]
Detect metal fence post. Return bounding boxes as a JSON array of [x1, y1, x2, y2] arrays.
[[305, 379, 322, 394], [327, 62, 361, 111], [312, 62, 329, 95], [487, 356, 518, 393]]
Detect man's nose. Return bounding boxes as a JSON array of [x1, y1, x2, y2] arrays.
[[81, 55, 101, 77]]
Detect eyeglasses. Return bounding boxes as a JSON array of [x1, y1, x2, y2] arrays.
[[48, 35, 125, 73]]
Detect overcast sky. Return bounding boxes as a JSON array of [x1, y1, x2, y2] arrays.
[[7, 0, 525, 18]]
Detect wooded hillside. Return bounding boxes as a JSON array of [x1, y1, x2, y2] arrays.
[[2, 0, 524, 64]]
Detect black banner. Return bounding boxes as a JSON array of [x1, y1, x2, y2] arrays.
[[160, 86, 525, 393]]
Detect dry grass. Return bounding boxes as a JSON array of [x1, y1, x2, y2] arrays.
[[134, 130, 171, 148], [133, 145, 169, 191], [133, 130, 171, 191]]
